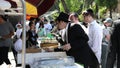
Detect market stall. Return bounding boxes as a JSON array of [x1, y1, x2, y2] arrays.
[[0, 0, 84, 68], [16, 34, 84, 68]]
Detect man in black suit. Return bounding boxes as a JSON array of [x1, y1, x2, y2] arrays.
[[106, 20, 120, 68], [55, 12, 99, 68]]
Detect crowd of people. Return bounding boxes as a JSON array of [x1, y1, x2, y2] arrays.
[[0, 8, 120, 68]]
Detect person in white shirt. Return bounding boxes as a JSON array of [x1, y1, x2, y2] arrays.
[[14, 33, 22, 53], [15, 23, 22, 38], [82, 9, 103, 64], [44, 19, 52, 35], [35, 18, 40, 33], [101, 18, 113, 68], [13, 31, 22, 65]]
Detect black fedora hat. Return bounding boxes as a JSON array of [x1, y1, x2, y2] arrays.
[[56, 12, 70, 22]]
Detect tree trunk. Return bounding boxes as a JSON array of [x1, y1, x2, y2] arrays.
[[109, 9, 112, 18], [95, 4, 99, 19], [61, 0, 69, 13], [77, 4, 83, 15]]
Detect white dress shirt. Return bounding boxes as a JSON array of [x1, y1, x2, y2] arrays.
[[44, 23, 52, 34], [88, 20, 103, 63], [35, 22, 40, 33], [59, 29, 66, 42]]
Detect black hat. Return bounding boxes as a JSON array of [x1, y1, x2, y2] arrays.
[[56, 12, 70, 22]]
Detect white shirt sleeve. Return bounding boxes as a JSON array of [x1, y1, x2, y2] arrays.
[[91, 28, 103, 53]]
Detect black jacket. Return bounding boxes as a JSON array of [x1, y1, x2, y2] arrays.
[[65, 23, 99, 66], [106, 23, 120, 68], [27, 30, 38, 46]]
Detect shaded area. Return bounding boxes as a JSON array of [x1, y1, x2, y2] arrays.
[[6, 0, 56, 16], [26, 0, 56, 16]]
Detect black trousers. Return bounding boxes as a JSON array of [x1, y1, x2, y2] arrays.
[[11, 47, 18, 65], [0, 47, 11, 65]]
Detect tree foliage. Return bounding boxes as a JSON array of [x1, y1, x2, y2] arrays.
[[59, 0, 83, 14], [52, 0, 119, 19], [95, 0, 118, 18], [95, 0, 105, 7], [105, 0, 118, 9], [65, 0, 83, 12], [95, 0, 118, 10], [84, 0, 94, 8]]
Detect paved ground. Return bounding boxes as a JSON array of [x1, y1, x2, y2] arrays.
[[0, 52, 21, 68]]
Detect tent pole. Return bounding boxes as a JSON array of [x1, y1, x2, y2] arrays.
[[21, 0, 26, 68]]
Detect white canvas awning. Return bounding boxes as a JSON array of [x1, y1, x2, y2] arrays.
[[0, 0, 11, 10]]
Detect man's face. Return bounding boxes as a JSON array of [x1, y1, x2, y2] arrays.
[[40, 17, 44, 22], [57, 21, 67, 30], [83, 15, 91, 23], [30, 23, 35, 30], [104, 22, 111, 27], [70, 15, 75, 22]]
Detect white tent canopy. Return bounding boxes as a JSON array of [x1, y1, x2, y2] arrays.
[[0, 0, 11, 10], [0, 0, 23, 16]]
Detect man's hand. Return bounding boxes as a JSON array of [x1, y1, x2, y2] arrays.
[[62, 43, 71, 51]]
